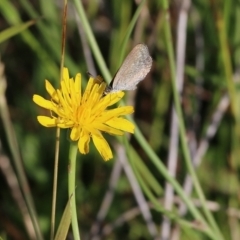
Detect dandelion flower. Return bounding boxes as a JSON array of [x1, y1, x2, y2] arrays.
[[33, 68, 135, 160]]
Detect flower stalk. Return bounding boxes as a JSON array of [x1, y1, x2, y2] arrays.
[[68, 143, 80, 240]]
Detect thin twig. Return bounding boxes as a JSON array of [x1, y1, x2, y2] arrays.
[[90, 158, 122, 239], [91, 141, 158, 239], [161, 0, 190, 239], [116, 143, 158, 239], [74, 8, 97, 76], [0, 60, 43, 240], [181, 93, 229, 214], [0, 148, 36, 239], [97, 195, 240, 239]]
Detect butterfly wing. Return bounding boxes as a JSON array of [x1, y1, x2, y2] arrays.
[[110, 44, 152, 91]]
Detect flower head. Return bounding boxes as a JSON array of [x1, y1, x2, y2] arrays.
[[33, 68, 135, 160]]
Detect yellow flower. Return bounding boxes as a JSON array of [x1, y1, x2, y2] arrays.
[[33, 67, 135, 160]]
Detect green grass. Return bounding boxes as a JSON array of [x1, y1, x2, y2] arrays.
[[0, 0, 240, 239]]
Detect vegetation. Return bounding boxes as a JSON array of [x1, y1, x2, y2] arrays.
[[0, 0, 239, 239]]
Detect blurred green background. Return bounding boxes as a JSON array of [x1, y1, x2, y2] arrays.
[[0, 0, 240, 240]]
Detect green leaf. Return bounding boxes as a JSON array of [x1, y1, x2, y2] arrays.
[[0, 20, 37, 44], [54, 198, 72, 240]]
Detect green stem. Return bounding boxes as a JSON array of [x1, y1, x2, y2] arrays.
[[163, 8, 224, 240], [0, 70, 43, 240], [51, 1, 68, 238], [134, 127, 216, 239], [119, 0, 146, 64], [72, 1, 222, 239], [68, 143, 80, 240], [73, 0, 111, 83], [215, 2, 237, 120], [50, 128, 60, 240]]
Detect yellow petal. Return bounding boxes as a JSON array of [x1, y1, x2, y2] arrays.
[[91, 91, 121, 115], [82, 78, 94, 104], [102, 91, 124, 107], [70, 126, 80, 141], [74, 73, 81, 95], [33, 95, 53, 110], [98, 106, 134, 122], [56, 89, 69, 114], [63, 68, 70, 81], [106, 118, 135, 133], [91, 122, 124, 135], [61, 79, 72, 107], [57, 121, 74, 128], [78, 131, 90, 154], [114, 106, 134, 115], [37, 116, 57, 127], [72, 73, 81, 105], [86, 83, 100, 107], [92, 132, 113, 161], [45, 80, 59, 102]]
